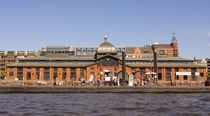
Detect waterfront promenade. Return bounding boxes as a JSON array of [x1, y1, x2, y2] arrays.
[[0, 86, 210, 93]]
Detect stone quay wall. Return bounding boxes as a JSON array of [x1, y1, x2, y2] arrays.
[[0, 86, 210, 93]]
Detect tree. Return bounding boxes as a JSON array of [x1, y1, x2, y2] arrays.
[[0, 72, 6, 79], [207, 72, 210, 79]]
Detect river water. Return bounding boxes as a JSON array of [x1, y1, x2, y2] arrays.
[[0, 93, 210, 116]]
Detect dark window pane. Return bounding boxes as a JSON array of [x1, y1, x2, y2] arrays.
[[44, 68, 50, 80], [71, 68, 76, 81]]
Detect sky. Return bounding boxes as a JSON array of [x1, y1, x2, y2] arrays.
[[0, 0, 210, 58]]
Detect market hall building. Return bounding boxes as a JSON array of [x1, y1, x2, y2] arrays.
[[5, 35, 207, 86]]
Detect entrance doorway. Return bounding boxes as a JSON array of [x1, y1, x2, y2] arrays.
[[117, 71, 129, 85], [104, 70, 113, 81]]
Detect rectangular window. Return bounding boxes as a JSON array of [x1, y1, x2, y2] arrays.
[[191, 68, 196, 81], [71, 68, 76, 81], [10, 71, 14, 77], [166, 68, 171, 81], [17, 68, 23, 80], [174, 50, 178, 57], [183, 68, 188, 80], [175, 68, 179, 80], [184, 75, 188, 80], [158, 73, 162, 80], [62, 68, 66, 80], [9, 68, 14, 76], [9, 68, 14, 80], [200, 73, 204, 77], [36, 68, 40, 80], [44, 68, 50, 80], [200, 68, 204, 78], [80, 68, 85, 79], [54, 68, 57, 78], [157, 68, 162, 80], [176, 75, 179, 80], [27, 68, 31, 80], [140, 68, 145, 75]]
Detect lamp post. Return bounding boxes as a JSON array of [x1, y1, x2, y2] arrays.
[[0, 65, 1, 79], [100, 59, 102, 80], [122, 48, 126, 86], [152, 45, 158, 83]]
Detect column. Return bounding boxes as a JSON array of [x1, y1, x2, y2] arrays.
[[58, 68, 62, 81], [204, 68, 207, 80], [31, 68, 36, 81], [50, 68, 54, 82], [187, 68, 191, 83], [86, 67, 90, 81], [162, 68, 166, 81], [40, 68, 44, 81], [14, 68, 17, 79], [94, 65, 98, 80], [118, 64, 122, 71], [23, 68, 27, 81], [171, 68, 176, 85], [76, 68, 80, 81], [66, 68, 70, 81], [179, 68, 183, 81], [196, 68, 200, 83], [6, 68, 10, 80], [84, 69, 87, 81]]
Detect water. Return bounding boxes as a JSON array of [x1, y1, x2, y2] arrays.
[[0, 93, 210, 116]]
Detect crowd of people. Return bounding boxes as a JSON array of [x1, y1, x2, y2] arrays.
[[78, 75, 149, 87]]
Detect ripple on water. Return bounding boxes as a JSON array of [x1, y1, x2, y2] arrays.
[[173, 112, 203, 116], [111, 107, 142, 111], [153, 107, 171, 113], [0, 93, 210, 115], [22, 112, 33, 116], [199, 97, 210, 102], [0, 111, 9, 115]]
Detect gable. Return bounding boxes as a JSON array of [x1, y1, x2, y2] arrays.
[[134, 47, 141, 57], [96, 55, 119, 66]]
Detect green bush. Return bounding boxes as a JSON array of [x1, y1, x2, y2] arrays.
[[0, 72, 6, 77]]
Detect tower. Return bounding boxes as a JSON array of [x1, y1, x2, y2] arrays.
[[171, 33, 179, 57]]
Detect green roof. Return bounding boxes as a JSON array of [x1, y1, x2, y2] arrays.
[[8, 62, 93, 67], [18, 56, 95, 61], [124, 57, 193, 61], [127, 62, 206, 68]]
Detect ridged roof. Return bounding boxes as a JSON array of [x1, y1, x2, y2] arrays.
[[18, 56, 95, 61], [127, 62, 206, 68], [8, 62, 92, 67], [153, 44, 172, 48], [8, 61, 205, 68]]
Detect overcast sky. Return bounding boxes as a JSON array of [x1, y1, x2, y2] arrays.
[[0, 0, 210, 58]]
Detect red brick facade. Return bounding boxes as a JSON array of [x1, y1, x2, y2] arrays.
[[6, 64, 207, 86]]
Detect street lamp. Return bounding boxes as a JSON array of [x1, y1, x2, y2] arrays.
[[152, 45, 157, 73], [152, 45, 158, 83], [122, 48, 126, 86], [100, 59, 103, 80]]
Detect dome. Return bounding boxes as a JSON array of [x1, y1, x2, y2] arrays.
[[97, 36, 116, 54]]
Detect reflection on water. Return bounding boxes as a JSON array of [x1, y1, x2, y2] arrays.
[[0, 93, 210, 116]]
